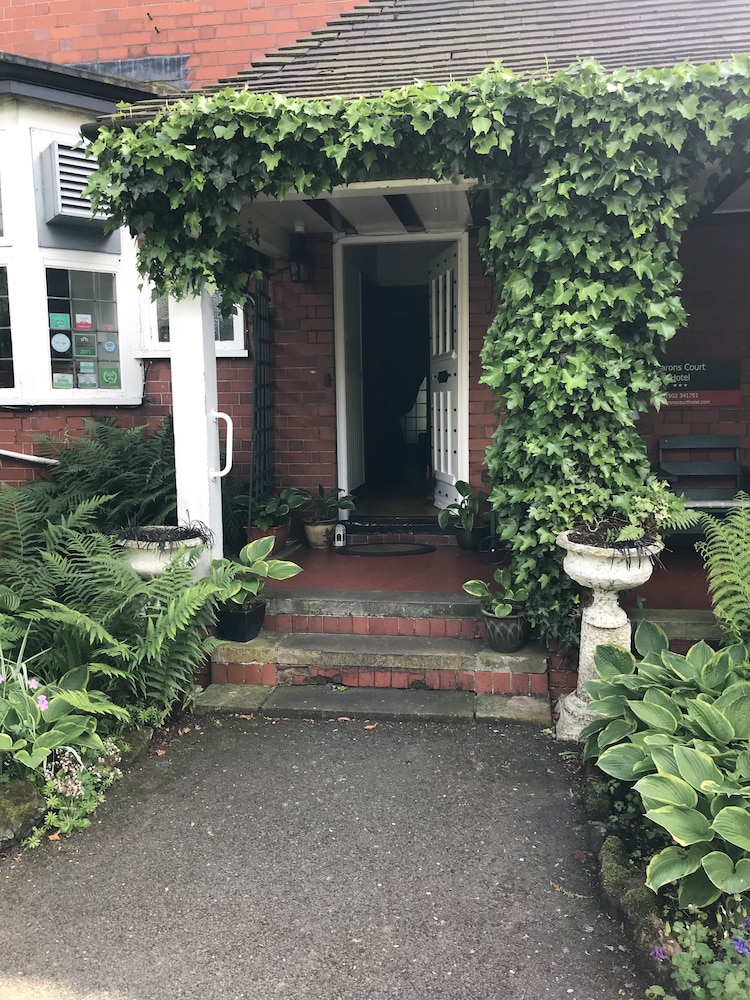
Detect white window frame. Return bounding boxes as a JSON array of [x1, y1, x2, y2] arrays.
[[0, 119, 145, 405], [137, 288, 248, 358]]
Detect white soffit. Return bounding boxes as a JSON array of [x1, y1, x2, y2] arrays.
[[241, 178, 479, 254]]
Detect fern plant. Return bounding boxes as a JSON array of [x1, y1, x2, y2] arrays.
[[28, 417, 178, 531], [698, 497, 750, 644], [0, 486, 236, 722]]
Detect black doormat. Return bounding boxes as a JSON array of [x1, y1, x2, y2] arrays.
[[335, 542, 436, 557]]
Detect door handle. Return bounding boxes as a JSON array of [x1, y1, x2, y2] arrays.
[[436, 370, 451, 383], [210, 410, 234, 480]]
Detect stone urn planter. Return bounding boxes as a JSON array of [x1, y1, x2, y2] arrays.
[[555, 529, 663, 741], [118, 526, 212, 579]]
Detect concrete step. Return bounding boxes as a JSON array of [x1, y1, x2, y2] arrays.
[[194, 683, 552, 726], [263, 588, 487, 640], [211, 631, 549, 698], [265, 588, 479, 619], [629, 607, 721, 642]]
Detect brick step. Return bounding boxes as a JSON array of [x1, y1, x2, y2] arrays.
[[264, 588, 485, 638], [211, 631, 550, 698]]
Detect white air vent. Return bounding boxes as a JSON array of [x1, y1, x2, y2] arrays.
[[41, 140, 108, 227]]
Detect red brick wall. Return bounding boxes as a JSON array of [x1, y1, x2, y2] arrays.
[[271, 236, 338, 489], [0, 356, 254, 488], [638, 221, 750, 461], [1, 0, 364, 88]]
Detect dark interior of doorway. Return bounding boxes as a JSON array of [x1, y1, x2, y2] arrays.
[[358, 281, 437, 516]]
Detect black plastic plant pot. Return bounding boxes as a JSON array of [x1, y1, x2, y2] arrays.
[[454, 525, 490, 551], [216, 601, 266, 643], [481, 609, 529, 653]]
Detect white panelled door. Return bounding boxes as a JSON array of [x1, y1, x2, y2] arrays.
[[428, 245, 461, 509]]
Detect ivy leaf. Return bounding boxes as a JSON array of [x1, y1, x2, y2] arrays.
[[471, 115, 492, 135]]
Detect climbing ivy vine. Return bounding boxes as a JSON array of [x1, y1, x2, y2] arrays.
[[87, 58, 750, 648]]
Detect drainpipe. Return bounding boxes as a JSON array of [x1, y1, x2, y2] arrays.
[[0, 449, 58, 466]]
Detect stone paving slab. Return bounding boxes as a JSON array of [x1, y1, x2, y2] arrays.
[[195, 684, 553, 725], [193, 684, 274, 714], [261, 685, 476, 721], [475, 693, 552, 726]]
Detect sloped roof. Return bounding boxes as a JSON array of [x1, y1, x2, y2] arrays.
[[218, 0, 750, 99], [0, 50, 168, 109]]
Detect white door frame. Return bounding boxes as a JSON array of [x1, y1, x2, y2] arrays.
[[333, 231, 469, 497]]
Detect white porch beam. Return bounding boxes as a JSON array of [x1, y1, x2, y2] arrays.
[[169, 289, 224, 561]]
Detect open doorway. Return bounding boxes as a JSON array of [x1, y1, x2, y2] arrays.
[[335, 237, 468, 517], [361, 280, 431, 512]]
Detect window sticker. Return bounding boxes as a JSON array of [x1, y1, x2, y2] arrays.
[[49, 312, 71, 330], [50, 332, 72, 354], [99, 366, 121, 388], [74, 334, 97, 357]]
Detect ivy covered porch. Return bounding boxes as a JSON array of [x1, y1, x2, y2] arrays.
[[86, 59, 750, 687]]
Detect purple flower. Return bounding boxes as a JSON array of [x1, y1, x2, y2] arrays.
[[745, 917, 750, 931], [27, 678, 39, 690], [36, 695, 49, 711], [650, 947, 667, 961], [732, 938, 750, 955]]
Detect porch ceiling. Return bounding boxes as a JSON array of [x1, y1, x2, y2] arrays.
[[239, 178, 480, 257]]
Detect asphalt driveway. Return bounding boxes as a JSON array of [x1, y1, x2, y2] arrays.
[[0, 716, 651, 1000]]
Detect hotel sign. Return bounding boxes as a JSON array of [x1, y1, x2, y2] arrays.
[[662, 359, 740, 407]]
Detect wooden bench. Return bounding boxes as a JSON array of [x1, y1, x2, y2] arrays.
[[658, 434, 744, 511]]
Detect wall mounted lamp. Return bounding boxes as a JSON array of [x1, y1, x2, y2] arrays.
[[288, 222, 311, 283]]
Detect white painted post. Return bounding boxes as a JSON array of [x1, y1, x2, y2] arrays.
[[168, 289, 224, 560]]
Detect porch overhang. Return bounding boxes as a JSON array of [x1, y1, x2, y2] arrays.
[[238, 177, 483, 258]]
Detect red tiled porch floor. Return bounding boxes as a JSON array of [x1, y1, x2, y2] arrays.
[[265, 541, 499, 594], [266, 539, 711, 609]]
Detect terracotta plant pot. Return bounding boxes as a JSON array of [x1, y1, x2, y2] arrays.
[[481, 608, 529, 653], [303, 521, 335, 549], [247, 524, 290, 555], [215, 601, 267, 643]]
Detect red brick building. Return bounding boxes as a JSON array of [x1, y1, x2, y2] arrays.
[[1, 0, 750, 601], [0, 0, 362, 89]]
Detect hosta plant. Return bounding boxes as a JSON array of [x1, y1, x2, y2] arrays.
[[0, 641, 128, 779], [582, 619, 750, 911]]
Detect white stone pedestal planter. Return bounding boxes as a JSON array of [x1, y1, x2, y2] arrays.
[[555, 530, 662, 741], [119, 532, 211, 579]]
